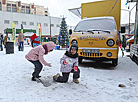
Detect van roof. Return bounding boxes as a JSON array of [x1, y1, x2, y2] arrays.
[[81, 16, 115, 21]]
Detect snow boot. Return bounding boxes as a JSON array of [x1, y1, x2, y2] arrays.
[[37, 76, 41, 78], [53, 73, 60, 81], [73, 79, 79, 84], [32, 77, 36, 81], [31, 76, 41, 81]]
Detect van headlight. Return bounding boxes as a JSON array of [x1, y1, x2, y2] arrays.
[[106, 39, 115, 47], [107, 52, 112, 57]]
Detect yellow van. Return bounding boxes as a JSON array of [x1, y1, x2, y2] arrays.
[[70, 17, 119, 66]]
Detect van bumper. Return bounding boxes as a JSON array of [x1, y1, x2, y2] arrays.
[[78, 47, 118, 59]]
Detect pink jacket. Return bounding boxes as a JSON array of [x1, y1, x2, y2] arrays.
[[25, 42, 55, 66]]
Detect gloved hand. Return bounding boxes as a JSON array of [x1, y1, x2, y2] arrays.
[[47, 63, 52, 67], [63, 60, 68, 64], [73, 66, 78, 71]]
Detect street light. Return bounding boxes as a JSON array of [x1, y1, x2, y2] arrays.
[[121, 4, 136, 34], [49, 16, 51, 41]]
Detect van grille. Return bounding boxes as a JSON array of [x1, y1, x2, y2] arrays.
[[80, 52, 102, 57]]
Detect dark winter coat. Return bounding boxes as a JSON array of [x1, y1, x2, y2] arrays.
[[0, 35, 3, 45], [122, 35, 126, 48], [60, 51, 78, 72]]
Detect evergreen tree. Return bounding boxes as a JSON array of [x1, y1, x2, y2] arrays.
[[58, 17, 69, 48]]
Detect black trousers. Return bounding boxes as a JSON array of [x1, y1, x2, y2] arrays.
[[56, 68, 80, 83], [29, 60, 43, 77]]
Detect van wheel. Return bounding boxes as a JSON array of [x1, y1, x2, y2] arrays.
[[112, 58, 118, 66], [79, 58, 83, 64]]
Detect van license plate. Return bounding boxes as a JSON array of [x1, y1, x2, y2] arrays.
[[82, 49, 99, 53]]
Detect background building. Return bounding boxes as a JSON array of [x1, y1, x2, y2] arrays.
[[0, 0, 48, 16], [0, 0, 62, 43]]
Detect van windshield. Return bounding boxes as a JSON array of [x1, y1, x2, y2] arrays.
[[74, 18, 116, 32]]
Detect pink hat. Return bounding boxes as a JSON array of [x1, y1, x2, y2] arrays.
[[43, 41, 55, 52]]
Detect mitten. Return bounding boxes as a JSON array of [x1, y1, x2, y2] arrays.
[[47, 63, 52, 67], [73, 66, 78, 71], [63, 60, 68, 64]]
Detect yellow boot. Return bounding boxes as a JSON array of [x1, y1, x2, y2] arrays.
[[73, 79, 79, 84]]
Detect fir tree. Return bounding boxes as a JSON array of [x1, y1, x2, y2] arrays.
[[58, 17, 69, 48]]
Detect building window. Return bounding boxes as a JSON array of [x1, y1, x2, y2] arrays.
[[13, 21, 18, 25], [26, 9, 30, 14], [12, 7, 17, 12], [0, 2, 1, 11], [44, 23, 48, 27], [26, 6, 30, 9], [7, 3, 11, 6], [22, 21, 26, 25], [37, 23, 41, 26], [0, 5, 1, 11], [56, 24, 60, 27], [4, 20, 10, 24], [21, 9, 25, 13], [29, 22, 34, 26], [51, 24, 54, 27], [12, 4, 16, 7], [21, 5, 25, 8], [7, 7, 11, 12]]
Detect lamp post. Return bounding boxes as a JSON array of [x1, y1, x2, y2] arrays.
[[49, 16, 51, 41], [121, 4, 136, 34]]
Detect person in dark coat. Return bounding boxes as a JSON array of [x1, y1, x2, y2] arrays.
[[53, 44, 80, 84], [122, 35, 126, 50], [0, 34, 3, 51]]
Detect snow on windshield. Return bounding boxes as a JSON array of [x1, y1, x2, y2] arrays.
[[74, 18, 116, 32]]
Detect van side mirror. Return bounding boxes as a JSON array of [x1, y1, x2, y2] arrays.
[[69, 29, 72, 35], [121, 27, 125, 33]]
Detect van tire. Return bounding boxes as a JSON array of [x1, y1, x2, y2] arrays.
[[112, 58, 118, 66], [79, 58, 83, 64]]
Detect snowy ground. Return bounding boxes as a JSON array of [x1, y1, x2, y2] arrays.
[[0, 45, 138, 102]]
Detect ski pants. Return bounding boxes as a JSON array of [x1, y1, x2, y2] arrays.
[[29, 60, 43, 77], [56, 68, 80, 83]]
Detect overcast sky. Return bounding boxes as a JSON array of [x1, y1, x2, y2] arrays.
[[9, 0, 136, 26]]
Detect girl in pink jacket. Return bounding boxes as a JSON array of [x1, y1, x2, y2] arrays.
[[25, 41, 55, 81]]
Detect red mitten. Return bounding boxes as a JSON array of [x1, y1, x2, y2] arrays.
[[73, 66, 78, 71], [63, 60, 68, 64]]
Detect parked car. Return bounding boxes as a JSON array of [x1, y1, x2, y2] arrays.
[[126, 36, 134, 52]]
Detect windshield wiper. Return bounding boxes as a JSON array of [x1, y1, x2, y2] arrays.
[[86, 30, 94, 34], [101, 30, 110, 34], [74, 30, 85, 34], [74, 30, 84, 32], [88, 29, 110, 34]]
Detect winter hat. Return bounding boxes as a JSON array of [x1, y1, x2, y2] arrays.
[[30, 33, 37, 40], [69, 44, 78, 52], [44, 41, 55, 52]]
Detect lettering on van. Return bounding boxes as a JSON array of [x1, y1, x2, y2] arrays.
[[78, 36, 106, 40], [88, 42, 93, 45]]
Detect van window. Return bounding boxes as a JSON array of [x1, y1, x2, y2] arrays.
[[74, 18, 116, 32]]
